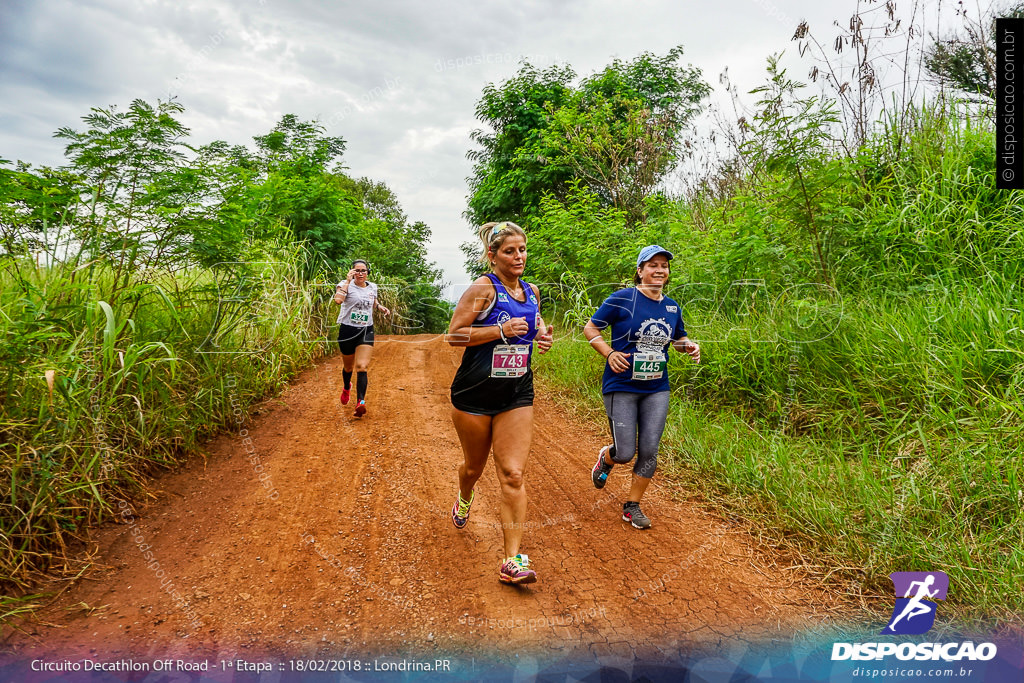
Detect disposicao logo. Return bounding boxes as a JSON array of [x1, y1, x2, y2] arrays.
[[831, 571, 998, 662], [883, 571, 948, 635]]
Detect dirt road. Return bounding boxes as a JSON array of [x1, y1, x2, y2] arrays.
[[6, 335, 835, 663]]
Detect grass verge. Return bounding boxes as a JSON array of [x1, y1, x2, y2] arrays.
[[535, 297, 1023, 628]]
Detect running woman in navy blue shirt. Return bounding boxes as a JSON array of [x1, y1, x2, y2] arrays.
[[447, 221, 553, 584], [583, 245, 700, 529]]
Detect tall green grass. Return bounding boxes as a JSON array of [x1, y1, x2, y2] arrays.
[[537, 288, 1023, 623], [848, 103, 1024, 288], [534, 103, 1023, 624], [0, 246, 357, 589]]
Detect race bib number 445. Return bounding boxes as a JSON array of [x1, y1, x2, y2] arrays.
[[491, 344, 530, 378], [632, 351, 666, 380]]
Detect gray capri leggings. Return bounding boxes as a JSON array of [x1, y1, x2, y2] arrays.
[[602, 390, 670, 478]]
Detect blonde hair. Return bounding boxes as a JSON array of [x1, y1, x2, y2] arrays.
[[477, 221, 526, 264]]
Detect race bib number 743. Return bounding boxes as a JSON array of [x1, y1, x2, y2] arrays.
[[491, 344, 530, 378]]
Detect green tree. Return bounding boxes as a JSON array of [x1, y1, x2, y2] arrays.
[[340, 177, 448, 333], [183, 140, 265, 268], [542, 47, 709, 227], [464, 48, 709, 271], [467, 48, 708, 224], [248, 115, 357, 272], [55, 99, 214, 288], [924, 1, 1024, 101], [467, 63, 578, 226], [543, 95, 682, 226], [0, 160, 79, 259], [11, 98, 448, 333]]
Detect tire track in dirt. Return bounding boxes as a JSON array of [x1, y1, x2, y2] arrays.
[[5, 335, 834, 662]]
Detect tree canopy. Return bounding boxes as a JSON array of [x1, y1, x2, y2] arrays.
[[466, 47, 710, 229], [2, 99, 447, 329], [924, 1, 1024, 101]]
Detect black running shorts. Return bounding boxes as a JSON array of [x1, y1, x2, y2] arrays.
[[337, 323, 374, 355], [450, 344, 534, 416]]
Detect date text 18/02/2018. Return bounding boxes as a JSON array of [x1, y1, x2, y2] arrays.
[[287, 659, 453, 673]]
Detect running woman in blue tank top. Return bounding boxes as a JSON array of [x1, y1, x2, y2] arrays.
[[447, 221, 553, 585], [449, 272, 539, 413]]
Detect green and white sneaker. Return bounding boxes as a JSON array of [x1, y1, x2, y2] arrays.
[[451, 490, 474, 529]]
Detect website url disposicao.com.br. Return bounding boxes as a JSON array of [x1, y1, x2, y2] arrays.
[[834, 640, 995, 679], [848, 665, 979, 678]]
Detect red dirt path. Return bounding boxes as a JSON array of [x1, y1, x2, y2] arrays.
[[6, 335, 839, 663]]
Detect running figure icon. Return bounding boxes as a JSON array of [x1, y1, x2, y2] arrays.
[[886, 575, 938, 631], [882, 571, 949, 635]]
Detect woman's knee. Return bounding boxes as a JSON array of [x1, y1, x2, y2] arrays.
[[634, 452, 658, 477], [498, 467, 525, 491], [462, 460, 485, 480], [610, 445, 637, 465]]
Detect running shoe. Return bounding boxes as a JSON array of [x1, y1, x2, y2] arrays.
[[622, 502, 652, 529], [451, 490, 474, 529], [592, 445, 614, 489], [340, 388, 350, 405], [354, 400, 366, 417], [498, 554, 537, 585]]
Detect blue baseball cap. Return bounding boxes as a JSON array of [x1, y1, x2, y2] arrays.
[[636, 245, 674, 268]]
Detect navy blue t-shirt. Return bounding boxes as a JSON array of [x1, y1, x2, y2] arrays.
[[590, 288, 688, 395]]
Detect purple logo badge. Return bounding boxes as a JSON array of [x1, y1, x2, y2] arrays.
[[882, 571, 949, 635]]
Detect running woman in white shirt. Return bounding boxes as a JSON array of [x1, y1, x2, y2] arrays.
[[333, 259, 390, 417]]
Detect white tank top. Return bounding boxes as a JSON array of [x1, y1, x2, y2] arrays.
[[336, 281, 377, 327]]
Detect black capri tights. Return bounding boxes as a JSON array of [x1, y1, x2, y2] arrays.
[[602, 390, 670, 478]]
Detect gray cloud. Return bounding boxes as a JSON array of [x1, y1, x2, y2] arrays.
[[0, 0, 941, 289]]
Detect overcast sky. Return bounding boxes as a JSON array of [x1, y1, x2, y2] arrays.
[[0, 0, 958, 296]]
